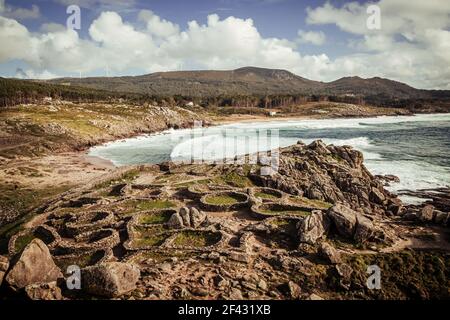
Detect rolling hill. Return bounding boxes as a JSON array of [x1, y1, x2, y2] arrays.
[[48, 66, 442, 100]]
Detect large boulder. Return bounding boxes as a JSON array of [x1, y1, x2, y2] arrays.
[[319, 242, 342, 264], [190, 207, 206, 228], [82, 262, 140, 298], [25, 281, 63, 300], [179, 207, 191, 227], [298, 211, 330, 245], [370, 187, 386, 205], [0, 255, 9, 286], [327, 204, 357, 238], [167, 212, 183, 229], [354, 214, 376, 243], [418, 205, 434, 222], [6, 239, 62, 290]]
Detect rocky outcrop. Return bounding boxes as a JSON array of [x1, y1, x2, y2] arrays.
[[319, 242, 342, 264], [6, 239, 62, 290], [81, 262, 140, 298], [328, 204, 378, 243], [168, 207, 207, 229], [25, 282, 63, 300], [251, 141, 398, 214], [298, 210, 330, 244], [328, 204, 358, 238], [354, 214, 376, 243], [418, 205, 434, 222]]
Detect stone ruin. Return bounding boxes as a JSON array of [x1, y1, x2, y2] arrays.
[[0, 140, 449, 300]]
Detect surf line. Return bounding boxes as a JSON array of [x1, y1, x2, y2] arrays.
[[178, 304, 213, 318]]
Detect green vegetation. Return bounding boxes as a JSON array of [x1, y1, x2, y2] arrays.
[[289, 196, 333, 210], [204, 194, 245, 205], [258, 204, 311, 217], [343, 251, 450, 299], [94, 169, 140, 189], [173, 230, 221, 248], [14, 232, 35, 253], [255, 191, 280, 200], [138, 210, 174, 225], [133, 226, 169, 247], [213, 172, 255, 188], [118, 199, 176, 216]]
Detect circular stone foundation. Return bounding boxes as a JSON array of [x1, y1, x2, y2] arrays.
[[249, 187, 285, 202], [251, 202, 312, 219], [8, 225, 60, 256], [65, 211, 114, 237], [200, 191, 249, 212], [187, 183, 232, 200]]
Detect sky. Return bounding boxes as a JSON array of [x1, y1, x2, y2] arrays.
[[0, 0, 449, 89]]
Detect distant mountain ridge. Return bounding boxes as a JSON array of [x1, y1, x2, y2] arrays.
[[48, 66, 445, 100]]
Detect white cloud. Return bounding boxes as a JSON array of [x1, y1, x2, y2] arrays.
[[0, 1, 449, 89], [0, 0, 40, 20], [138, 10, 180, 38], [305, 0, 450, 89], [297, 30, 326, 45]]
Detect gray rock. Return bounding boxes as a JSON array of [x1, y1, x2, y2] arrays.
[[257, 279, 268, 291], [179, 207, 191, 227], [370, 187, 386, 205], [319, 242, 342, 264], [418, 205, 434, 222], [6, 239, 62, 290], [190, 207, 206, 228], [82, 262, 140, 298], [228, 288, 243, 300], [354, 214, 375, 243], [328, 204, 357, 238], [168, 212, 184, 229], [284, 281, 301, 299], [25, 281, 63, 300], [307, 293, 324, 300], [403, 211, 418, 221], [298, 211, 330, 245], [0, 255, 9, 286], [335, 263, 353, 289], [434, 211, 447, 225]]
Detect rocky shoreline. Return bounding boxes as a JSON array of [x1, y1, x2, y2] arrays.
[[0, 140, 448, 300]]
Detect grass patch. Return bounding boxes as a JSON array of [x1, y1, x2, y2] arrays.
[[289, 197, 332, 210], [261, 208, 311, 217], [255, 192, 280, 200], [205, 194, 244, 205], [214, 172, 254, 188], [138, 211, 174, 225], [343, 251, 450, 299], [133, 226, 169, 247], [94, 169, 140, 189], [14, 232, 35, 253], [116, 199, 176, 217], [173, 230, 221, 248]]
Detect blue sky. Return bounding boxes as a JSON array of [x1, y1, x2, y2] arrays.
[[0, 0, 449, 89]]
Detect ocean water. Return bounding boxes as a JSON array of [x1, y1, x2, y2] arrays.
[[89, 114, 450, 203]]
